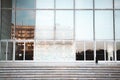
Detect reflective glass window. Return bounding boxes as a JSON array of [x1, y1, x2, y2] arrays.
[[106, 42, 114, 61], [1, 0, 15, 8], [56, 11, 73, 40], [16, 0, 35, 9], [36, 11, 54, 40], [96, 42, 105, 60], [95, 0, 113, 9], [56, 0, 73, 9], [36, 0, 54, 9], [0, 42, 6, 60], [7, 42, 13, 60], [76, 0, 93, 9], [1, 9, 15, 39], [115, 0, 120, 9], [115, 11, 120, 40], [95, 11, 113, 40], [16, 10, 35, 40], [76, 11, 93, 40], [85, 42, 94, 60], [76, 41, 84, 60], [116, 42, 120, 60]]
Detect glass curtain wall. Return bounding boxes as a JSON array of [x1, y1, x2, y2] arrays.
[[0, 0, 120, 61]]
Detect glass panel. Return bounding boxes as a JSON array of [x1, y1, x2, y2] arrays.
[[15, 10, 35, 40], [76, 41, 84, 60], [0, 42, 6, 60], [1, 0, 15, 8], [115, 11, 120, 40], [86, 42, 94, 60], [106, 42, 114, 61], [16, 0, 35, 9], [56, 11, 73, 40], [64, 41, 74, 61], [95, 0, 113, 9], [76, 11, 93, 40], [116, 42, 120, 60], [7, 42, 13, 60], [95, 11, 113, 40], [56, 0, 73, 9], [76, 0, 93, 9], [15, 42, 24, 60], [25, 42, 34, 60], [36, 11, 54, 40], [36, 0, 54, 9], [96, 42, 105, 60], [1, 9, 15, 39], [115, 0, 120, 9]]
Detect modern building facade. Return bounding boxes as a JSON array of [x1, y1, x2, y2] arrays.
[[0, 0, 120, 62]]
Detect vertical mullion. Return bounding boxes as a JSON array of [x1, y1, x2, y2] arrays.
[[84, 41, 86, 61], [113, 0, 116, 61], [23, 42, 25, 60], [73, 0, 75, 41], [54, 0, 56, 40], [13, 41, 15, 61], [104, 41, 106, 61], [93, 0, 96, 61], [6, 41, 8, 61]]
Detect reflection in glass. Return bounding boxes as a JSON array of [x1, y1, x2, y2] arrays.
[[0, 42, 6, 60], [76, 42, 84, 60], [36, 0, 54, 9], [36, 11, 54, 40], [16, 0, 35, 9], [95, 0, 112, 9], [76, 11, 93, 40], [1, 9, 14, 39], [76, 0, 93, 9], [115, 0, 120, 9], [56, 11, 73, 40], [25, 42, 33, 60], [115, 11, 120, 40], [15, 42, 24, 60], [106, 42, 114, 61], [7, 42, 13, 60], [85, 42, 94, 60], [56, 0, 73, 9], [95, 11, 113, 40], [96, 42, 105, 60], [16, 10, 35, 26], [116, 42, 120, 60], [1, 0, 15, 8]]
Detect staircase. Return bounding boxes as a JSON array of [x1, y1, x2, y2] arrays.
[[0, 62, 120, 80]]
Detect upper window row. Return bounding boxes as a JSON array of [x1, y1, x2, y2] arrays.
[[1, 0, 120, 9]]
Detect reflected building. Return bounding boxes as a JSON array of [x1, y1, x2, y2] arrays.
[[0, 0, 120, 62]]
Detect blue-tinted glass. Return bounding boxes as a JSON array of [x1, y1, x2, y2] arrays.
[[16, 0, 35, 8], [36, 11, 54, 40], [76, 11, 93, 40], [95, 0, 113, 9], [115, 0, 120, 9], [95, 11, 113, 40], [56, 0, 73, 9], [36, 0, 54, 9], [16, 10, 35, 25], [115, 11, 120, 40], [56, 11, 73, 40], [76, 0, 93, 9]]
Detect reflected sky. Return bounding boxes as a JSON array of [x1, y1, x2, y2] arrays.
[[95, 0, 113, 9], [16, 0, 35, 8], [3, 0, 120, 40], [16, 10, 35, 25], [95, 11, 113, 40]]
